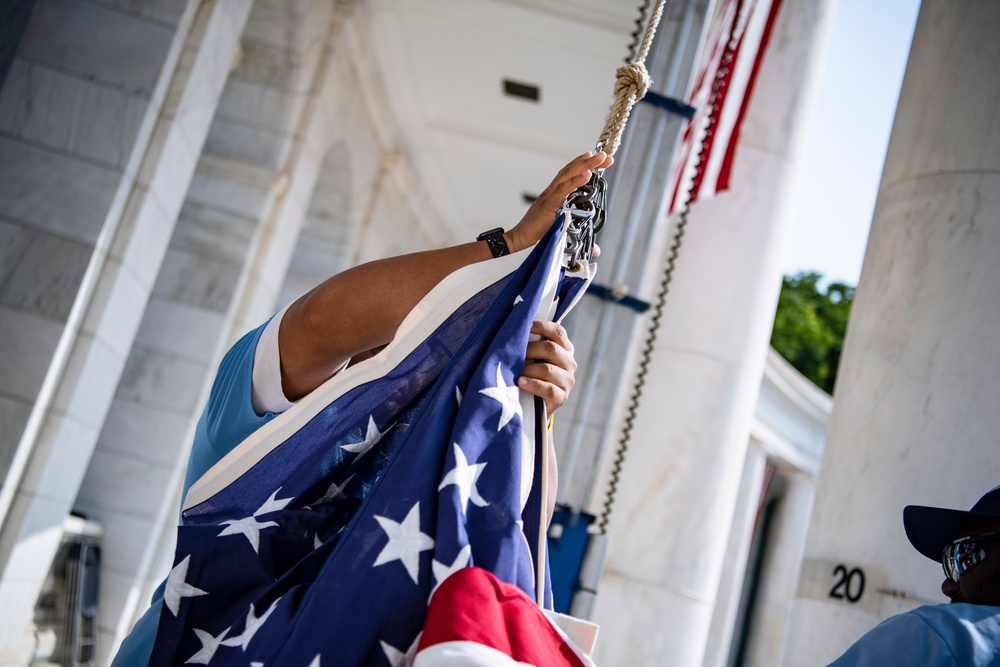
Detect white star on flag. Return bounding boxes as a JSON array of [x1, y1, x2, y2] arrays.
[[455, 386, 462, 406], [186, 626, 230, 665], [164, 554, 208, 616], [438, 444, 488, 514], [479, 362, 522, 431], [380, 631, 422, 667], [307, 656, 321, 667], [341, 415, 386, 459], [217, 488, 292, 553], [373, 502, 435, 585], [514, 294, 524, 305], [431, 545, 471, 598], [217, 515, 277, 554], [221, 597, 281, 651], [255, 488, 293, 515], [316, 474, 355, 505]]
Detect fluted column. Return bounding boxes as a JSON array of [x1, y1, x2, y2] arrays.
[[783, 2, 1000, 663], [591, 0, 836, 663]]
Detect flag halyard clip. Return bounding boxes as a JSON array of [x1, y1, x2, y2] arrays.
[[561, 143, 608, 272]]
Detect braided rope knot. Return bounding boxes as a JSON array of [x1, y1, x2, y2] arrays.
[[614, 62, 650, 101], [599, 62, 652, 156]]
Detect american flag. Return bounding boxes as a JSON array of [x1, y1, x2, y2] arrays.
[[148, 217, 593, 666], [666, 0, 785, 213]]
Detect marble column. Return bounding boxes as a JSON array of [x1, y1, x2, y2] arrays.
[[590, 0, 835, 663], [0, 1, 252, 662], [742, 469, 815, 665], [702, 446, 769, 667], [0, 0, 187, 514], [79, 2, 333, 660], [783, 2, 1000, 663]]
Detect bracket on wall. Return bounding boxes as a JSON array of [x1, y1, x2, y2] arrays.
[[639, 90, 697, 118], [586, 282, 651, 313]]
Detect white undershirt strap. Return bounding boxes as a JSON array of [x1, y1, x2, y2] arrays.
[[251, 304, 296, 415]]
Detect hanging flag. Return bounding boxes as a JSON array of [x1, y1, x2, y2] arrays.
[[666, 0, 785, 213], [147, 217, 596, 666]]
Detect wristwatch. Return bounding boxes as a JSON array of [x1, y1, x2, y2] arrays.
[[477, 227, 510, 258]]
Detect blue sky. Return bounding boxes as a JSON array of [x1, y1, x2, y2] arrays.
[[782, 0, 921, 287]]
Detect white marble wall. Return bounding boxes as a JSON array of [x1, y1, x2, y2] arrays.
[[699, 350, 829, 666], [260, 8, 449, 322], [0, 0, 251, 663], [207, 0, 331, 171], [0, 0, 179, 490], [277, 140, 358, 309], [783, 2, 1000, 663], [740, 470, 816, 666], [590, 0, 836, 664], [702, 446, 769, 667]]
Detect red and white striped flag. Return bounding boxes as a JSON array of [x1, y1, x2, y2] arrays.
[[416, 567, 596, 667], [666, 0, 785, 213]]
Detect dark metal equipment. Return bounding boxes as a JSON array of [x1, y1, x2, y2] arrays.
[[32, 516, 103, 667]]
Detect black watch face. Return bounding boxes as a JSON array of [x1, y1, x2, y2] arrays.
[[478, 230, 509, 257], [478, 228, 504, 241]]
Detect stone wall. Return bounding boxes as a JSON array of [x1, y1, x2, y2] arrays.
[[0, 1, 253, 661]]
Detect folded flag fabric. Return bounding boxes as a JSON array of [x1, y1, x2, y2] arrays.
[[148, 216, 594, 666], [415, 566, 594, 667]]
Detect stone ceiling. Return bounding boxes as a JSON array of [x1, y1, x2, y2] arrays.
[[365, 0, 644, 238]]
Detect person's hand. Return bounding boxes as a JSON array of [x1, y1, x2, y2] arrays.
[[517, 320, 578, 417], [504, 151, 614, 254]]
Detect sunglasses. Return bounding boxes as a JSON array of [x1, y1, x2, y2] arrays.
[[942, 532, 1000, 583]]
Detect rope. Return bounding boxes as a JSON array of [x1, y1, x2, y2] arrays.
[[596, 0, 749, 535], [597, 0, 666, 155]]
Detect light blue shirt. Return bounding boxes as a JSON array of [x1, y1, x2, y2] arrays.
[[827, 603, 1000, 666], [112, 322, 279, 666]]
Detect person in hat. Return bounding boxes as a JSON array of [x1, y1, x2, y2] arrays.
[[827, 485, 1000, 665]]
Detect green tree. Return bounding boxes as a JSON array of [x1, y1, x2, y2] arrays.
[[769, 272, 854, 395]]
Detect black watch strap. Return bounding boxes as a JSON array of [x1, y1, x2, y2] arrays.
[[477, 227, 510, 258]]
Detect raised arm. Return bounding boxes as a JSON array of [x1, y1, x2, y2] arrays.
[[278, 151, 612, 401]]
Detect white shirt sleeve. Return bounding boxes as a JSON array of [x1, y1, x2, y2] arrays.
[[251, 304, 296, 415]]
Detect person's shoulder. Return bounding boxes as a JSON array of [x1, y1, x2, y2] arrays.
[[911, 602, 1000, 625], [826, 604, 1000, 667], [907, 604, 1000, 666]]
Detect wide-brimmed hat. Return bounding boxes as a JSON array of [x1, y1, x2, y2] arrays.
[[904, 485, 1000, 562]]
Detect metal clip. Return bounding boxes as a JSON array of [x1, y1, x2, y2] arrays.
[[561, 144, 609, 271]]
